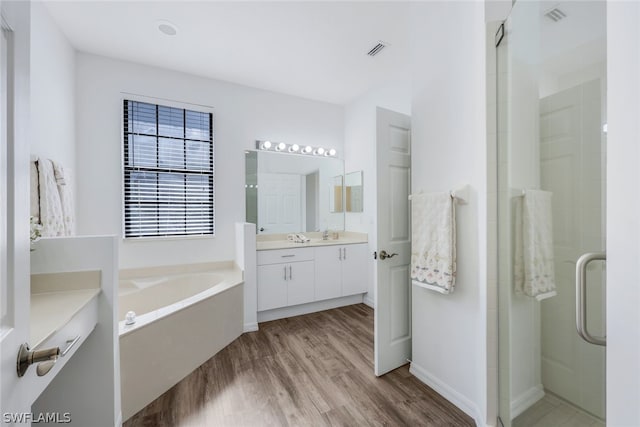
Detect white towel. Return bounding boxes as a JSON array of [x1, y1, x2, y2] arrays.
[[52, 161, 75, 236], [37, 159, 65, 237], [514, 190, 557, 300], [410, 192, 457, 294]]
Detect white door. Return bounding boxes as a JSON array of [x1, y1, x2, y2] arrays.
[[1, 3, 33, 423], [539, 81, 606, 417], [258, 173, 302, 234], [374, 107, 412, 376]]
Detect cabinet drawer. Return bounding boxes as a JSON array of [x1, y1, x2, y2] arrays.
[[257, 247, 315, 265]]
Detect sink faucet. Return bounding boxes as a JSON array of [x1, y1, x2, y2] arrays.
[[322, 229, 329, 240]]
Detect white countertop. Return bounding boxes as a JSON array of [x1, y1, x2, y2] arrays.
[[31, 289, 100, 348], [256, 231, 367, 251]]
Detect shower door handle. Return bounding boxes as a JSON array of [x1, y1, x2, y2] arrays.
[[576, 252, 606, 346]]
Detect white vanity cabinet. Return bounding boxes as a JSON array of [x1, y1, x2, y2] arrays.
[[256, 238, 369, 320], [315, 244, 369, 299], [257, 248, 315, 311]]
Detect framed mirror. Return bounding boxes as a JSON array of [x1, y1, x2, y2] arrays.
[[245, 150, 345, 234], [345, 171, 363, 212]]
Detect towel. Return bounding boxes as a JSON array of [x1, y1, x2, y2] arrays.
[[37, 159, 66, 237], [52, 161, 75, 236], [410, 192, 457, 294], [514, 190, 557, 300]]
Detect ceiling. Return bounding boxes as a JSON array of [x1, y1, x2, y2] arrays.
[[44, 1, 413, 105]]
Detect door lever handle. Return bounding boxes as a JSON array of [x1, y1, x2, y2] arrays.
[[378, 250, 398, 260]]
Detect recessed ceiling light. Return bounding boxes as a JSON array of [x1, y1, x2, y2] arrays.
[[157, 20, 178, 36]]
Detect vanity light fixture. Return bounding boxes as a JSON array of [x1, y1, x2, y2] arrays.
[[255, 140, 337, 157]]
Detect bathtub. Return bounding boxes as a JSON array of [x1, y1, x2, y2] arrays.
[[118, 262, 244, 421]]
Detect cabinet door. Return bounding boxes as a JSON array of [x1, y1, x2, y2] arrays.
[[341, 244, 369, 296], [287, 261, 315, 306], [314, 246, 343, 301], [257, 264, 288, 311]]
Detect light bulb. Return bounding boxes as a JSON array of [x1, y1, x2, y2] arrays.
[[303, 146, 313, 154], [289, 144, 300, 153], [262, 141, 272, 150], [328, 148, 337, 156], [276, 142, 286, 151], [315, 147, 325, 156]]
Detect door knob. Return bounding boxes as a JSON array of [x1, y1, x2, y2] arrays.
[[378, 250, 398, 260], [17, 343, 60, 377]]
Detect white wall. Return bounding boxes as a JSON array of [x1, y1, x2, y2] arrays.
[[409, 2, 488, 425], [75, 53, 344, 269], [30, 1, 76, 201], [607, 2, 640, 425], [343, 75, 411, 306]]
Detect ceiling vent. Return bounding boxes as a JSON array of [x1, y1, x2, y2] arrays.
[[367, 41, 387, 57], [544, 7, 567, 22]]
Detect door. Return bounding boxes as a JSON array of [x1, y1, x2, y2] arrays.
[[374, 107, 411, 376], [496, 1, 607, 425], [257, 264, 288, 311], [1, 2, 33, 423], [286, 261, 315, 306], [341, 244, 368, 296], [539, 81, 605, 417], [315, 246, 342, 301], [257, 172, 302, 234]]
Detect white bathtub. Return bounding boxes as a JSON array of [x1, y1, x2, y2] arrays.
[[118, 262, 244, 421]]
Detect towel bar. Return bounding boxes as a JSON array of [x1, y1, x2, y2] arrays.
[[408, 184, 469, 205]]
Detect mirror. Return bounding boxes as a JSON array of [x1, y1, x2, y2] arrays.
[[345, 171, 363, 212], [245, 150, 344, 234], [330, 175, 343, 213]]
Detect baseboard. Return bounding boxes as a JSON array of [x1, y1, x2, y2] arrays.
[[243, 322, 259, 333], [410, 362, 484, 427], [257, 294, 364, 322], [363, 295, 375, 309], [511, 384, 544, 419]]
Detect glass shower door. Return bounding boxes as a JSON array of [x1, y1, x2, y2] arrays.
[[497, 1, 607, 426]]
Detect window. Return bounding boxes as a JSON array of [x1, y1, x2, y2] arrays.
[[123, 100, 214, 238]]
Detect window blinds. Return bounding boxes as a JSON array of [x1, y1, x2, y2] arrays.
[[123, 100, 214, 238]]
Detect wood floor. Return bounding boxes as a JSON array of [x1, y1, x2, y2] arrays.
[[124, 304, 474, 427]]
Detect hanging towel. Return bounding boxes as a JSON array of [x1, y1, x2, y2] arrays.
[[514, 189, 557, 300], [410, 192, 457, 294], [37, 159, 65, 237], [52, 161, 75, 236]]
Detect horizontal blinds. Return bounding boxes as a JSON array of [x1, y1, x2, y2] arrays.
[[123, 100, 215, 237]]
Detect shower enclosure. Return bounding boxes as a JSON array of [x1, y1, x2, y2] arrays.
[[496, 1, 606, 426]]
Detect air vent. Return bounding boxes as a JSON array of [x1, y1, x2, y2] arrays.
[[544, 7, 567, 22], [367, 41, 387, 57]]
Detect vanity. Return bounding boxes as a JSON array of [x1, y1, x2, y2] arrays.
[[256, 233, 368, 320], [246, 147, 370, 323], [27, 236, 121, 427]]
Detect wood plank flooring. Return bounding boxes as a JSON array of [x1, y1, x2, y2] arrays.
[[124, 304, 474, 427]]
